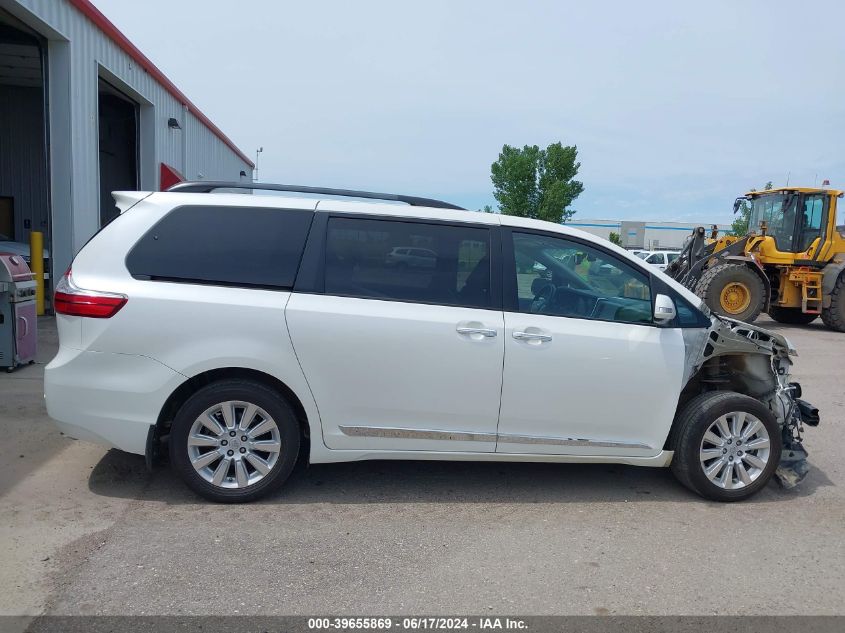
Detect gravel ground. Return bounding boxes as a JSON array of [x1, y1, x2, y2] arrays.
[[1, 316, 843, 616]]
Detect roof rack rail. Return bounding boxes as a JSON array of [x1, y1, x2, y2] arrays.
[[166, 181, 466, 210]]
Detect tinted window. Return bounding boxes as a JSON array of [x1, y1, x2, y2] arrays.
[[675, 295, 709, 327], [325, 217, 491, 308], [645, 253, 664, 264], [512, 232, 652, 324], [126, 205, 313, 288]]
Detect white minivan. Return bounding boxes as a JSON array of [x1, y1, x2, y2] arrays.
[[45, 182, 819, 503]]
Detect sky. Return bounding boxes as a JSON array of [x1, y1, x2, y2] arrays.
[[94, 0, 845, 223]]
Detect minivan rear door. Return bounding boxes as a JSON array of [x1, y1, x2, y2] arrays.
[[286, 212, 504, 452]]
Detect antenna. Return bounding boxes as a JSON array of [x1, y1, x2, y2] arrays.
[[785, 171, 790, 186]]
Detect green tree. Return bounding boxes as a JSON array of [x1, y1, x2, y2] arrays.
[[730, 181, 772, 236], [490, 142, 584, 223], [608, 231, 622, 246]]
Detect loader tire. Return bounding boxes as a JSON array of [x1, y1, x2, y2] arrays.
[[695, 263, 765, 323], [821, 272, 845, 332], [768, 306, 818, 325]]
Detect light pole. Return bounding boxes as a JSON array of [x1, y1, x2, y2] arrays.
[[254, 147, 263, 182]]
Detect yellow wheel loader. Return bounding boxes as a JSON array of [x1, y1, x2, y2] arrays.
[[666, 187, 845, 330]]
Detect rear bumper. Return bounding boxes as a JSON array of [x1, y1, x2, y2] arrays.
[[45, 346, 185, 455]]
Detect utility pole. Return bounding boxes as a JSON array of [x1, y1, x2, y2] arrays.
[[254, 147, 263, 182]]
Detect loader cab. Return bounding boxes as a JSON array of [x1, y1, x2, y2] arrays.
[[743, 188, 841, 256]]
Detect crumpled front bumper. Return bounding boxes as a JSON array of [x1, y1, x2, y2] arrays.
[[775, 392, 820, 489]]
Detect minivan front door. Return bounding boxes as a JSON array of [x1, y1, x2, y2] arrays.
[[286, 215, 503, 452], [496, 230, 686, 456]]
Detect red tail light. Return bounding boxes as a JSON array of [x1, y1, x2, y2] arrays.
[[54, 269, 128, 318]]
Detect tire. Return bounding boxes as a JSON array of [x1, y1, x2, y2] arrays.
[[768, 306, 818, 325], [821, 271, 845, 332], [669, 391, 781, 502], [695, 263, 766, 323], [170, 379, 301, 503]]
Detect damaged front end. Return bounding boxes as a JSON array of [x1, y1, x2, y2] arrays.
[[680, 315, 820, 488]]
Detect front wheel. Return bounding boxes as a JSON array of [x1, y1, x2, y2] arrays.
[[695, 263, 766, 322], [670, 391, 781, 502], [170, 379, 301, 503]]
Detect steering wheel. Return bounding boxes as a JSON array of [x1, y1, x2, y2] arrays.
[[530, 282, 556, 314]]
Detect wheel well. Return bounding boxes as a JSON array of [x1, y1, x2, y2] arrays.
[[664, 353, 777, 450], [155, 368, 310, 462]]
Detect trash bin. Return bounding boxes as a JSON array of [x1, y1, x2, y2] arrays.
[[0, 253, 37, 372]]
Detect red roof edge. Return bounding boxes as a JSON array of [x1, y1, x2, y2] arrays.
[[68, 0, 255, 168]]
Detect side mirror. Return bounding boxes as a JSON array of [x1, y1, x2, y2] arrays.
[[653, 294, 677, 324]]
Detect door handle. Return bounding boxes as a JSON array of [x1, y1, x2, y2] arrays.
[[456, 327, 498, 338], [513, 331, 552, 342]]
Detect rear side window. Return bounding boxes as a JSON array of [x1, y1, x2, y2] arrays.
[[324, 217, 491, 308], [126, 205, 313, 288]]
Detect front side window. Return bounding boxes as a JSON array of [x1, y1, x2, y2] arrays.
[[511, 232, 652, 324], [325, 217, 491, 308], [645, 253, 664, 264]]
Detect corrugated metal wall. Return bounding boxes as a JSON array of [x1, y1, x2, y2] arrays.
[[0, 85, 49, 241], [2, 0, 253, 281]]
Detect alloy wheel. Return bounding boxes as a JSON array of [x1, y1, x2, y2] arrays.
[[699, 411, 771, 490], [187, 400, 282, 489]]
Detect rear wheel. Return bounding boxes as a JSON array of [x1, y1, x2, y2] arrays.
[[768, 306, 818, 325], [821, 272, 845, 332], [695, 263, 766, 322], [670, 391, 781, 502], [170, 379, 300, 503]]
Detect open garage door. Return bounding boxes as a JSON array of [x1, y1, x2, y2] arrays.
[[0, 14, 49, 270], [98, 79, 138, 226]]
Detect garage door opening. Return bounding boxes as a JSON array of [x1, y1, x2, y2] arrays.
[[0, 14, 49, 267], [98, 78, 138, 226]]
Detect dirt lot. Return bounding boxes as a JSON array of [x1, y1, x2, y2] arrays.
[[1, 316, 843, 616]]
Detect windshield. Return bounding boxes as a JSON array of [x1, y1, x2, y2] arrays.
[[747, 193, 796, 250], [747, 193, 827, 252]]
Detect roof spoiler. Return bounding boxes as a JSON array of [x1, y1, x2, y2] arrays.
[[112, 191, 153, 214], [166, 181, 466, 210]]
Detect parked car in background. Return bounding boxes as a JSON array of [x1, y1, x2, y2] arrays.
[[44, 182, 818, 504], [0, 233, 50, 276], [385, 246, 437, 269], [643, 250, 680, 270]]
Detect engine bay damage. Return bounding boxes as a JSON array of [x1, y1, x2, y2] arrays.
[[680, 315, 819, 488]]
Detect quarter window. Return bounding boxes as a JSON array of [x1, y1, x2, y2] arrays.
[[126, 205, 313, 288], [325, 217, 491, 308], [511, 232, 652, 324]]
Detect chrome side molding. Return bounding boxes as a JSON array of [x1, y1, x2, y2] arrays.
[[496, 434, 650, 450], [338, 425, 651, 450]]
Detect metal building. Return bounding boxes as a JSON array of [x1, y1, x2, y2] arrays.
[[0, 0, 254, 288], [568, 219, 732, 250]]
